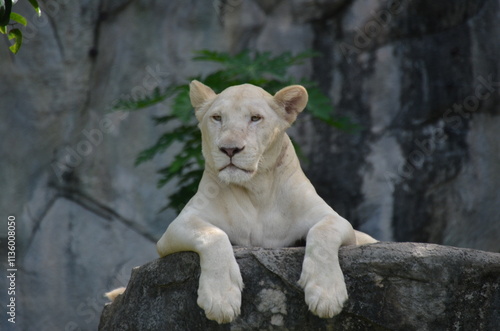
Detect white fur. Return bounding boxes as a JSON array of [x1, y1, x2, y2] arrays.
[[105, 287, 126, 301], [156, 81, 377, 323]]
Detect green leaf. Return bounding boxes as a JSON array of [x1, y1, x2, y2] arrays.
[[305, 87, 333, 122], [0, 25, 6, 34], [165, 181, 199, 213], [152, 114, 177, 125], [0, 0, 12, 26], [201, 71, 240, 91], [10, 12, 27, 26], [8, 28, 22, 53], [192, 50, 233, 63], [135, 134, 177, 165], [171, 86, 192, 123], [112, 86, 175, 111], [193, 50, 321, 87], [28, 0, 41, 16], [134, 124, 199, 166]]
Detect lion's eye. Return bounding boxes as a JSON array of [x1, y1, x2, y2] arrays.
[[251, 115, 262, 122], [212, 115, 222, 122]]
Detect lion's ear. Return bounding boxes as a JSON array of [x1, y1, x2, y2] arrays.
[[273, 85, 308, 124], [190, 80, 217, 120]]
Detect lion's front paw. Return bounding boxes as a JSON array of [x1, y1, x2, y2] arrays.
[[197, 261, 244, 324], [298, 260, 348, 318]]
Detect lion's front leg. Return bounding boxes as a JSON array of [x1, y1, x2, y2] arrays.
[[298, 215, 355, 318], [157, 216, 243, 324], [196, 246, 243, 324]]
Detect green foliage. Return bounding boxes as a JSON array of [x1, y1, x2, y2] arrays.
[[7, 28, 22, 53], [1, 0, 41, 54], [115, 50, 353, 213]]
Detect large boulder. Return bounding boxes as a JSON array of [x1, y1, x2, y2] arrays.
[[99, 243, 500, 330]]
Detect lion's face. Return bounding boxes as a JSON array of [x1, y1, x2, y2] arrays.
[[190, 81, 308, 184]]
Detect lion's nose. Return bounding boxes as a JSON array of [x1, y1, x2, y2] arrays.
[[219, 146, 245, 157]]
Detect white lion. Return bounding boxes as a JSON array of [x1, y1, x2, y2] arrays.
[[108, 81, 377, 324], [155, 81, 377, 323]]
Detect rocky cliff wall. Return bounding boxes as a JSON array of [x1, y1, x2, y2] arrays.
[[1, 0, 499, 330], [302, 0, 500, 251]]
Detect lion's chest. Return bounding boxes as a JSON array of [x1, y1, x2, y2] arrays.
[[212, 197, 303, 248]]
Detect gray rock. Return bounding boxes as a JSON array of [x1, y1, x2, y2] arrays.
[[18, 198, 158, 331], [98, 243, 500, 330]]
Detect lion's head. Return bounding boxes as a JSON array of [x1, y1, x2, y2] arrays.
[[189, 81, 308, 184]]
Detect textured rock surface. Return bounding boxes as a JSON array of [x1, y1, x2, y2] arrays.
[[99, 243, 500, 331], [1, 0, 499, 330], [19, 198, 157, 330], [302, 0, 500, 250]]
